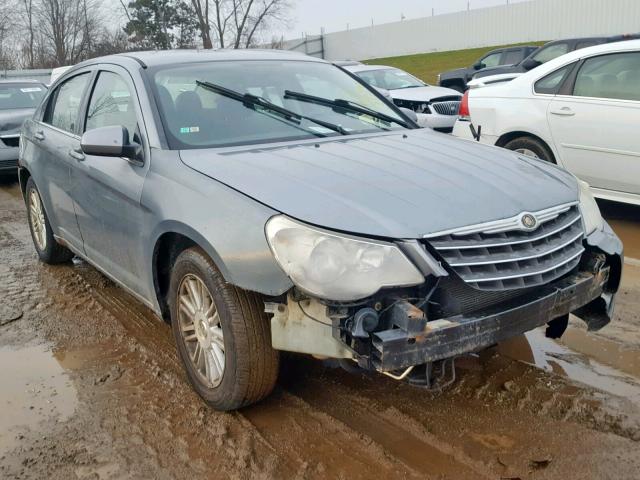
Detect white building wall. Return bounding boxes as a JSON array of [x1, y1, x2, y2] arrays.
[[288, 0, 640, 60]]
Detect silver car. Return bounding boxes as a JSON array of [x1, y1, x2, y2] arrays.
[[19, 50, 622, 410], [0, 80, 47, 177]]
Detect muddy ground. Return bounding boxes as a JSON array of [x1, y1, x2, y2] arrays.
[[1, 178, 640, 480]]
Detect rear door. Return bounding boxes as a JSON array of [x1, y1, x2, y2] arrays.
[[547, 51, 640, 194], [70, 65, 150, 297], [33, 72, 92, 251]]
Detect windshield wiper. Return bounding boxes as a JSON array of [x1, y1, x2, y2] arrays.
[[283, 90, 412, 129], [195, 80, 349, 136]]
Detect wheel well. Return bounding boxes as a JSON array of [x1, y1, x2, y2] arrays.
[[153, 232, 197, 322], [18, 167, 31, 197], [495, 131, 557, 163]]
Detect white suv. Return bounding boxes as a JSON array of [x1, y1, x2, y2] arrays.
[[453, 40, 640, 206]]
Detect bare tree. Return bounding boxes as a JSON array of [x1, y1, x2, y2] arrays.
[[37, 0, 100, 66], [209, 0, 291, 49], [191, 0, 213, 49]]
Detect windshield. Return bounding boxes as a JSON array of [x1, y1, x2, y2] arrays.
[[0, 83, 46, 110], [355, 68, 425, 90], [150, 60, 406, 149]]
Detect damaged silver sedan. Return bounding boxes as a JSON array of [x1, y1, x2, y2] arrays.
[[19, 50, 622, 410]]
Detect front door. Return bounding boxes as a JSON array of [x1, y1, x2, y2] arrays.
[[35, 72, 92, 251], [70, 67, 150, 298], [547, 51, 640, 194]]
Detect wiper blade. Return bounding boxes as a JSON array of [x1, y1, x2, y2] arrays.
[[284, 90, 412, 129], [195, 80, 349, 136]]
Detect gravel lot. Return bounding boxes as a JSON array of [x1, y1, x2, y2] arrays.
[[1, 177, 640, 480]]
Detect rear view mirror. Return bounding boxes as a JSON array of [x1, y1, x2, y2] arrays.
[[521, 58, 541, 71], [81, 125, 142, 162], [473, 62, 485, 70]]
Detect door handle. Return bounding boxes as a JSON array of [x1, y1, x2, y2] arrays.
[[550, 107, 575, 116], [68, 148, 85, 161], [34, 131, 45, 141]]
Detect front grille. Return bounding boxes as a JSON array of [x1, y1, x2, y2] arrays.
[[1, 136, 19, 148], [0, 158, 18, 169], [428, 275, 532, 318], [431, 100, 461, 116], [424, 204, 585, 291]]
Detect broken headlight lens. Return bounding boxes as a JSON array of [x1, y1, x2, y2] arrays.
[[578, 180, 604, 235], [265, 215, 424, 301]]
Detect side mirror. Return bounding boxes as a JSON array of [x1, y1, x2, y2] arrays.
[[81, 125, 142, 162], [521, 58, 541, 71], [398, 107, 419, 124], [473, 61, 485, 70]]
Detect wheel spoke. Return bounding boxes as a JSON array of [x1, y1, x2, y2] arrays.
[[179, 295, 196, 317], [210, 325, 224, 349], [186, 278, 201, 310], [211, 345, 225, 378]]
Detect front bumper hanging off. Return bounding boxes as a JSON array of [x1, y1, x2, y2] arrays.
[[370, 227, 623, 372]]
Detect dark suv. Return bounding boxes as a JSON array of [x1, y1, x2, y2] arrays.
[[438, 45, 538, 92], [473, 34, 640, 80]]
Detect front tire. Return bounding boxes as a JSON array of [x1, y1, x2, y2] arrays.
[[169, 247, 279, 410], [25, 177, 74, 264], [503, 136, 555, 163]]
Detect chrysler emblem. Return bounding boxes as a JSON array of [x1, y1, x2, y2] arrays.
[[521, 213, 538, 230]]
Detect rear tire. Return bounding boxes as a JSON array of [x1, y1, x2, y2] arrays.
[[25, 177, 74, 264], [169, 247, 279, 411], [503, 136, 555, 163]]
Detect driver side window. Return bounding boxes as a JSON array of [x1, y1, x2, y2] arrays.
[[481, 52, 502, 68], [85, 71, 138, 139]]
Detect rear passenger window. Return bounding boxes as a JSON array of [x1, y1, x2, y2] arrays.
[[43, 73, 90, 133], [502, 50, 523, 65], [573, 52, 640, 101], [85, 72, 138, 137], [534, 64, 574, 94]]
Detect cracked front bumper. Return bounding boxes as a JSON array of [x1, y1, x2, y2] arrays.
[[370, 226, 623, 372]]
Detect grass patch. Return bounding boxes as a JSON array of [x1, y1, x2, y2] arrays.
[[364, 41, 546, 84]]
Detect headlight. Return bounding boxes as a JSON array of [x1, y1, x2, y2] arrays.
[[578, 180, 604, 235], [265, 216, 424, 301]]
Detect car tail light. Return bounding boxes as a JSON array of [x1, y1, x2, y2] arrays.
[[458, 90, 470, 119]]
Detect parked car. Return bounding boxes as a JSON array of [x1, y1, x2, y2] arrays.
[[344, 64, 462, 132], [19, 50, 622, 410], [0, 80, 47, 177], [453, 40, 640, 206], [438, 45, 539, 92], [472, 34, 640, 82]]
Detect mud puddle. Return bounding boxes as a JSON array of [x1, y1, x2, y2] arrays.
[[0, 343, 77, 456], [499, 326, 640, 403]]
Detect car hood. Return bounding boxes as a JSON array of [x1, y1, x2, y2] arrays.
[[389, 86, 461, 101], [180, 129, 578, 239], [439, 67, 468, 80], [0, 108, 35, 136]]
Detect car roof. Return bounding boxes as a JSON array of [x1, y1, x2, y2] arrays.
[[79, 49, 326, 69]]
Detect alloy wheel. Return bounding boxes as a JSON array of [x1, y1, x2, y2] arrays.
[[29, 189, 47, 251], [177, 273, 225, 387]]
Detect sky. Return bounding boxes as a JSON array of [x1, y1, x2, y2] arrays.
[[279, 0, 531, 38]]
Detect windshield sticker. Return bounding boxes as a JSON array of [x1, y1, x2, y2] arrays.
[[20, 87, 43, 92], [180, 127, 200, 134]]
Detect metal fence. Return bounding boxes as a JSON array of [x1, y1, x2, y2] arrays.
[[285, 0, 640, 60], [0, 68, 52, 82]]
